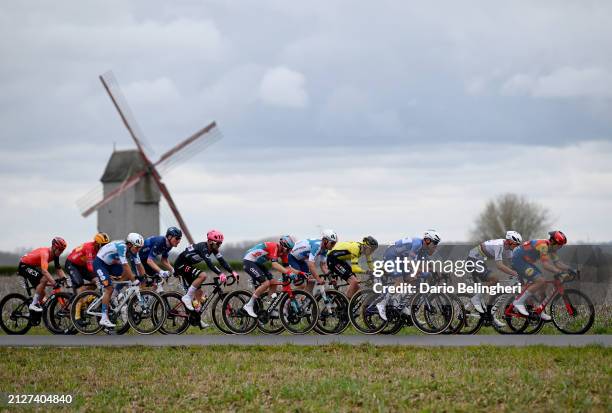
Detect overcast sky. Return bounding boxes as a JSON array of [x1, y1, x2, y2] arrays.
[[1, 1, 612, 251]]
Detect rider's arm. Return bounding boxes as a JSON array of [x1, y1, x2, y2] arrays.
[[121, 263, 137, 281], [307, 260, 324, 284], [495, 261, 518, 277], [40, 250, 55, 285], [216, 254, 236, 275], [53, 255, 66, 278], [160, 257, 173, 272], [146, 257, 163, 274], [271, 261, 291, 274], [202, 252, 223, 275]]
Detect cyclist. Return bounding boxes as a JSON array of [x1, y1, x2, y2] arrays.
[[326, 236, 378, 298], [376, 230, 441, 321], [177, 230, 239, 316], [138, 227, 182, 285], [242, 235, 298, 318], [511, 230, 574, 320], [288, 229, 338, 292], [94, 233, 145, 328], [66, 232, 110, 294], [466, 230, 522, 313], [20, 237, 68, 312]]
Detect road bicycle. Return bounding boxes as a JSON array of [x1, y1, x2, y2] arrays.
[[0, 276, 71, 335], [159, 274, 237, 335], [222, 273, 319, 335], [312, 274, 350, 335], [497, 270, 594, 334], [70, 280, 166, 335]]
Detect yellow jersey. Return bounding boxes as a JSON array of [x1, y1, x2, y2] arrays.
[[330, 241, 373, 273]]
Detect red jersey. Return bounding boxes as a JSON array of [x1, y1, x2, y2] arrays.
[[21, 247, 59, 271], [67, 241, 98, 273]]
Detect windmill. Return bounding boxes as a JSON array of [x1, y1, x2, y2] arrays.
[[77, 71, 222, 244]]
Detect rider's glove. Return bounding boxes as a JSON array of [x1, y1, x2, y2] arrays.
[[158, 270, 171, 279], [131, 279, 141, 287], [568, 268, 578, 276], [219, 273, 228, 283], [232, 271, 239, 281]]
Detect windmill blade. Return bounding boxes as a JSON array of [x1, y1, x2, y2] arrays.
[[155, 122, 223, 175], [99, 71, 155, 160], [79, 170, 147, 217], [150, 173, 194, 244]]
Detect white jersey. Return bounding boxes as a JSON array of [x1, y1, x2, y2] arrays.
[[97, 241, 142, 266], [468, 239, 511, 262]]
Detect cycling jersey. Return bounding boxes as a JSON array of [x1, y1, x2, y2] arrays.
[[290, 239, 328, 262], [468, 239, 511, 262], [20, 247, 60, 271], [329, 241, 372, 273], [67, 242, 98, 273], [138, 235, 172, 263], [97, 241, 142, 266], [243, 242, 288, 265], [175, 242, 233, 275], [383, 237, 429, 261], [512, 240, 557, 264]]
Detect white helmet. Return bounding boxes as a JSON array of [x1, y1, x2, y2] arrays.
[[321, 229, 338, 242], [423, 230, 441, 244], [505, 230, 522, 243], [126, 232, 144, 247]]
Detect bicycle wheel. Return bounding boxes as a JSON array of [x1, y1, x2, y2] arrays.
[[221, 290, 257, 334], [457, 294, 484, 335], [348, 289, 387, 334], [314, 290, 350, 335], [279, 291, 318, 334], [256, 292, 285, 335], [70, 290, 103, 335], [550, 289, 595, 334], [410, 293, 453, 335], [127, 290, 166, 335], [210, 293, 234, 335], [159, 291, 190, 335], [0, 293, 33, 335], [442, 294, 465, 334], [44, 292, 76, 335], [491, 294, 528, 334]]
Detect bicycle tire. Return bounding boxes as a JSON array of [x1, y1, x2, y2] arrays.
[[550, 289, 595, 334], [210, 293, 233, 335], [221, 290, 257, 334], [314, 290, 350, 335], [70, 290, 103, 335], [348, 289, 387, 334], [159, 291, 190, 335], [442, 294, 465, 335], [256, 292, 286, 335], [0, 293, 33, 335], [491, 294, 528, 334], [457, 294, 484, 335], [127, 290, 166, 335], [44, 292, 76, 335], [410, 293, 453, 335], [279, 290, 318, 334]]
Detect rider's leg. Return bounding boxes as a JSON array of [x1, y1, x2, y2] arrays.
[[346, 275, 359, 299]]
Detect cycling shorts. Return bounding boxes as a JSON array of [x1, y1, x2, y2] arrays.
[[288, 254, 309, 274], [243, 260, 273, 285], [65, 261, 94, 288], [467, 257, 492, 282], [326, 252, 354, 282], [512, 256, 542, 284], [18, 262, 42, 289], [93, 257, 123, 287], [175, 263, 205, 290]]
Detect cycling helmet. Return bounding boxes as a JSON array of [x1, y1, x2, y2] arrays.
[[207, 229, 224, 244], [126, 232, 144, 247], [166, 226, 182, 239], [279, 235, 296, 250], [362, 236, 379, 249], [94, 232, 110, 246], [505, 230, 522, 244], [51, 237, 67, 251], [423, 230, 441, 244], [548, 230, 567, 246], [321, 229, 338, 242]]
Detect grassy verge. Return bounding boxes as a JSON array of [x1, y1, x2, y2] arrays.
[[0, 345, 610, 412]]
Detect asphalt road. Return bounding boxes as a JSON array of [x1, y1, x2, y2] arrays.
[[0, 334, 609, 347]]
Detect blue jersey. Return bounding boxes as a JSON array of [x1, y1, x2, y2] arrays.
[[290, 239, 328, 262], [97, 241, 142, 266], [383, 237, 430, 261], [139, 236, 172, 263]]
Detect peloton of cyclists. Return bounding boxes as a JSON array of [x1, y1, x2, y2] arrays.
[[326, 236, 378, 299], [20, 237, 68, 312], [177, 230, 239, 318], [511, 230, 575, 321], [466, 230, 522, 314]]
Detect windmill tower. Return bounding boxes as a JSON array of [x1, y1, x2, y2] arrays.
[[77, 71, 222, 243]]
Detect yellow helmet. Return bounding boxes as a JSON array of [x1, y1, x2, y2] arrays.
[[94, 232, 110, 246]]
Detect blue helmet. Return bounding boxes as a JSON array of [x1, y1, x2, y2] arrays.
[[279, 235, 296, 250], [166, 226, 183, 239]]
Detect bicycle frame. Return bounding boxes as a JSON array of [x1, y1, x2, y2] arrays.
[[504, 278, 572, 319], [85, 281, 140, 317]]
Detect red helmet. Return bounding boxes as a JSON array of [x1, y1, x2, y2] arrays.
[[207, 230, 224, 244], [52, 236, 67, 251], [548, 230, 567, 246]]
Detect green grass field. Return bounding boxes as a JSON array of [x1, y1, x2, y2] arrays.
[[1, 345, 610, 412]]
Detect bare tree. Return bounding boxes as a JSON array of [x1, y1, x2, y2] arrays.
[[470, 193, 551, 241]]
